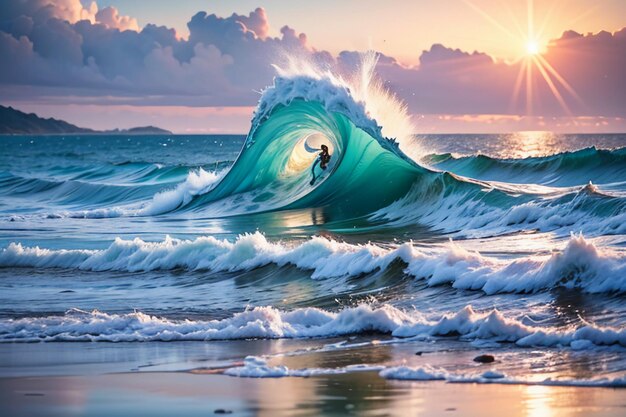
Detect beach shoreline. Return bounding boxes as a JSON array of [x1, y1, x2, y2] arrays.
[[1, 338, 624, 417], [2, 369, 624, 417]]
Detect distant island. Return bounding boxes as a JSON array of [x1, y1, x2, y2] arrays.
[[0, 105, 172, 135]]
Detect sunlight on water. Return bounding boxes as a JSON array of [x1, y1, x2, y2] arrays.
[[505, 131, 560, 158], [525, 385, 554, 417]]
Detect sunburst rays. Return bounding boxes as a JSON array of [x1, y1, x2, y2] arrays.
[[465, 0, 585, 116]]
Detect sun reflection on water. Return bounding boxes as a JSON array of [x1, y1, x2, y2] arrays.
[[503, 131, 560, 158], [525, 385, 553, 417]]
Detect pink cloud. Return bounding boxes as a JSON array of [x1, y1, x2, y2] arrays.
[[95, 6, 139, 32]]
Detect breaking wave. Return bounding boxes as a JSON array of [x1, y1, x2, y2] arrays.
[[1, 304, 624, 347], [2, 232, 624, 294]]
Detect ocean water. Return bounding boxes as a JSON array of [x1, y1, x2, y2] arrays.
[[1, 71, 625, 389]]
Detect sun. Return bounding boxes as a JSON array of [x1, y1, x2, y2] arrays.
[[464, 0, 584, 117], [526, 41, 540, 55]]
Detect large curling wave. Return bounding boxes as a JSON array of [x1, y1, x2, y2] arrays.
[[180, 52, 427, 218]]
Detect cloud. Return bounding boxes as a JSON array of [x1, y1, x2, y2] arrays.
[[232, 7, 270, 39], [95, 6, 139, 32], [0, 1, 624, 122], [418, 44, 493, 66], [0, 1, 312, 106], [372, 29, 626, 118], [536, 28, 626, 116], [0, 0, 97, 25]]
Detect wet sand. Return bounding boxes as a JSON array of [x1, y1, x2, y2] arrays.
[[2, 371, 625, 417], [1, 340, 624, 417]]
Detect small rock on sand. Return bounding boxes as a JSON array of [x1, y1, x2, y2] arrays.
[[473, 354, 495, 363]]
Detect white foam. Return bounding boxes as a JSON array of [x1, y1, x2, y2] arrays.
[[224, 356, 289, 378], [222, 358, 626, 387], [223, 356, 383, 378], [392, 305, 626, 348], [0, 305, 624, 349], [481, 370, 506, 379], [373, 179, 626, 237], [379, 366, 626, 387], [139, 168, 223, 215], [406, 233, 626, 294], [379, 365, 447, 381], [2, 232, 624, 294]]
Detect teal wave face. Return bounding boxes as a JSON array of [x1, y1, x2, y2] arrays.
[[425, 146, 626, 187], [189, 99, 426, 218]]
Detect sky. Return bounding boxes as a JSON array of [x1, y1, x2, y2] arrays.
[[1, 0, 625, 133], [93, 0, 626, 64]]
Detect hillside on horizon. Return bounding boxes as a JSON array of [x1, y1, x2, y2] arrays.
[[0, 105, 172, 135]]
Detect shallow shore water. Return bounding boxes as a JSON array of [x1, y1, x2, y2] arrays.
[[2, 340, 625, 417]]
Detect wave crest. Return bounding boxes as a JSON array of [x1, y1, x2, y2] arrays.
[[2, 232, 624, 294], [1, 304, 623, 348]]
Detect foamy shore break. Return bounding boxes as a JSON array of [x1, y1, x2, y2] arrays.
[[1, 303, 624, 349], [223, 356, 626, 387]]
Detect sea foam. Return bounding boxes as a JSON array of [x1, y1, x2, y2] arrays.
[[2, 232, 624, 294], [0, 304, 624, 348], [223, 356, 383, 378], [379, 365, 626, 387], [221, 357, 626, 387], [372, 178, 626, 238]]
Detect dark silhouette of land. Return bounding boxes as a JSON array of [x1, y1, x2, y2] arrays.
[[0, 105, 172, 135]]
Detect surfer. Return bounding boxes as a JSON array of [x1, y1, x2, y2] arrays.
[[310, 144, 331, 185]]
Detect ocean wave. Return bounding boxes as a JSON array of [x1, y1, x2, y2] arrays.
[[2, 232, 624, 294], [424, 146, 626, 187], [372, 176, 626, 237], [14, 168, 225, 219], [138, 167, 224, 216], [153, 51, 429, 219], [0, 304, 624, 348], [0, 172, 157, 209]]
